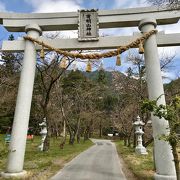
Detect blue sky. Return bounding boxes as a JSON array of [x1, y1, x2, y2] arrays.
[[0, 0, 179, 82]]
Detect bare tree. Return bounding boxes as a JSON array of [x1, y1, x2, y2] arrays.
[[34, 51, 74, 151], [147, 0, 180, 9]]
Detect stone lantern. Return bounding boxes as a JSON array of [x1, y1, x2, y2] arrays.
[[38, 118, 47, 151], [133, 116, 148, 155]]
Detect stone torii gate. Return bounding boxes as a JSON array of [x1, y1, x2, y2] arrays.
[[0, 6, 180, 180]]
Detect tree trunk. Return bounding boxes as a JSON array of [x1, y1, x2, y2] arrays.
[[124, 136, 128, 146], [66, 121, 75, 145], [54, 122, 60, 138], [89, 128, 92, 138], [128, 127, 133, 147], [133, 129, 136, 148], [99, 120, 102, 138], [60, 132, 66, 149], [43, 133, 50, 151], [69, 133, 75, 145], [77, 133, 80, 143], [127, 136, 131, 147], [171, 143, 179, 180], [144, 137, 154, 147], [84, 126, 90, 141], [76, 118, 81, 143], [84, 132, 88, 141], [89, 119, 93, 138], [60, 119, 66, 149]]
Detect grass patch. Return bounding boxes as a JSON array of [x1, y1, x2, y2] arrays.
[[115, 140, 154, 180], [0, 134, 93, 179]]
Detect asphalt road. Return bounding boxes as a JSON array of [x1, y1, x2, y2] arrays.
[[51, 139, 127, 180]]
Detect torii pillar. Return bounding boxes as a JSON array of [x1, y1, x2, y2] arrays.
[[139, 18, 176, 180], [1, 24, 42, 178]]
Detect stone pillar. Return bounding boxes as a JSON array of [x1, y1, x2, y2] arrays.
[[139, 18, 176, 180], [1, 24, 42, 178]]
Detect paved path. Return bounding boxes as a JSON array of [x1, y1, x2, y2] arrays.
[[51, 139, 127, 180]]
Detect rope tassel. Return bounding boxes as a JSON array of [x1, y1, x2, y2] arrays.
[[86, 60, 92, 72], [116, 53, 121, 66], [139, 41, 144, 54], [40, 45, 45, 60], [60, 57, 67, 69]]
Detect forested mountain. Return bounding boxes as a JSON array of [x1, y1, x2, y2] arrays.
[[165, 78, 180, 97], [1, 65, 179, 135]]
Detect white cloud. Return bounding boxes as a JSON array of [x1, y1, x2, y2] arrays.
[[43, 30, 78, 39], [25, 0, 82, 13], [158, 22, 180, 34], [114, 0, 148, 9], [59, 30, 78, 39], [158, 47, 179, 57], [68, 61, 87, 71], [161, 71, 174, 78], [0, 2, 6, 12], [100, 27, 138, 38], [24, 0, 82, 38], [161, 71, 177, 83]]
